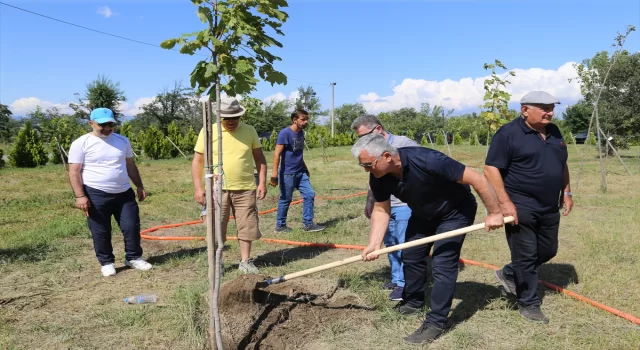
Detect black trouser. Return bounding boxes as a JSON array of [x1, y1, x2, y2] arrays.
[[402, 197, 477, 329], [85, 186, 143, 265], [503, 209, 559, 307]]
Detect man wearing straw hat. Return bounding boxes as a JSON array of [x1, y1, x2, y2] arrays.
[[485, 91, 574, 324], [192, 98, 268, 274], [352, 133, 505, 345]]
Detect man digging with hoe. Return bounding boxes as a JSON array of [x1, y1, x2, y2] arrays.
[[352, 133, 505, 345]]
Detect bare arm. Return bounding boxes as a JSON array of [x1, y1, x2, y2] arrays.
[[270, 144, 285, 185], [192, 152, 205, 205], [253, 148, 267, 186], [69, 163, 90, 213], [253, 147, 268, 200], [459, 167, 505, 231], [69, 163, 86, 198], [126, 158, 144, 189], [126, 158, 146, 201], [362, 200, 391, 261], [563, 162, 571, 192], [484, 165, 518, 224], [560, 162, 573, 216], [364, 188, 375, 219], [483, 165, 511, 204], [458, 167, 501, 214]]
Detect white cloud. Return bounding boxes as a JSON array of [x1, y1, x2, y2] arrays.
[[97, 6, 117, 18], [119, 97, 155, 116], [8, 96, 157, 117], [262, 91, 298, 104], [359, 61, 583, 114], [9, 97, 74, 116]]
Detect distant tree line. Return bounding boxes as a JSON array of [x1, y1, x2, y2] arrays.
[[1, 40, 638, 168]]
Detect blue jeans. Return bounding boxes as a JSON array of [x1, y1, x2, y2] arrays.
[[276, 172, 315, 227], [385, 205, 411, 287]]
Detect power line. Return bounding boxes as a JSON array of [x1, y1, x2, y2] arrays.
[[0, 1, 209, 58], [0, 1, 331, 88]]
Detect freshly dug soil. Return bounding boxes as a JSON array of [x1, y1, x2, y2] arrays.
[[218, 274, 373, 349]]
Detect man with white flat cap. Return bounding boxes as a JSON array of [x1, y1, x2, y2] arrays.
[[484, 91, 574, 324]]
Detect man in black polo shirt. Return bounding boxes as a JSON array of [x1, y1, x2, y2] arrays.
[[352, 133, 505, 345], [484, 91, 574, 324]]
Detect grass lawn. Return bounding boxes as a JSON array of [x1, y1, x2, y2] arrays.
[[1, 142, 640, 349]]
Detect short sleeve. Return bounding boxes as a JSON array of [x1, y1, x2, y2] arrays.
[[426, 151, 466, 183], [485, 129, 511, 169], [194, 127, 205, 153], [68, 138, 85, 164], [126, 139, 134, 158], [369, 173, 391, 202], [276, 129, 289, 145], [251, 127, 262, 149]]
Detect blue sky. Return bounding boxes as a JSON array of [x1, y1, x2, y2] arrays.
[[1, 0, 639, 117]]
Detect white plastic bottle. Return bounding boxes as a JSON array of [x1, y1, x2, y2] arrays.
[[124, 294, 157, 304]]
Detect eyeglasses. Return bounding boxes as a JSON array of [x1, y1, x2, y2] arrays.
[[358, 125, 380, 138], [359, 155, 381, 168], [98, 122, 116, 128]]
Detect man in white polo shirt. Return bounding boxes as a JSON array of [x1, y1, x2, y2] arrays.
[[68, 108, 152, 277]]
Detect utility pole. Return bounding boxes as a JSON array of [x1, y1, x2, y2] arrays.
[[331, 82, 336, 138]]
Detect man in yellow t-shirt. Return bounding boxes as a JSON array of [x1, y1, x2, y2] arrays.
[[191, 98, 268, 274]]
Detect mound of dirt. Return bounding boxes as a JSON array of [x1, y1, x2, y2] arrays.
[[218, 274, 373, 349]]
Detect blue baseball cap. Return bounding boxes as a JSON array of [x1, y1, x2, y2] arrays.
[[90, 108, 116, 124]]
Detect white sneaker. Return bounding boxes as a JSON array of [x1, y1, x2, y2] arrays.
[[101, 263, 116, 277], [124, 258, 153, 271]]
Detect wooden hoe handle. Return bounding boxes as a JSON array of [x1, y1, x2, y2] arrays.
[[264, 216, 515, 285]]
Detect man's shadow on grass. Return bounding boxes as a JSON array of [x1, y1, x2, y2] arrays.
[[229, 245, 334, 270], [360, 261, 579, 329], [0, 243, 52, 264], [145, 245, 230, 265], [537, 262, 579, 303]]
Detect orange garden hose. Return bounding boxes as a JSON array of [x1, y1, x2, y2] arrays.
[[139, 191, 640, 326]]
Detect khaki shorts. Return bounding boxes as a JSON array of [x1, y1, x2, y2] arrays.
[[216, 190, 261, 242]]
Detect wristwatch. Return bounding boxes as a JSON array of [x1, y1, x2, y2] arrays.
[[564, 191, 572, 196]]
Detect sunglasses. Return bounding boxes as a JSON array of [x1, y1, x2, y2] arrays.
[[98, 122, 116, 128], [359, 155, 381, 168], [358, 125, 380, 138], [222, 117, 240, 121]]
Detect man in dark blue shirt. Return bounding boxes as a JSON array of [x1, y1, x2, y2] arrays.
[[485, 91, 574, 324], [270, 109, 325, 232], [352, 133, 505, 345]]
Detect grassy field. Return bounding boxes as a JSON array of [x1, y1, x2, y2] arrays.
[[1, 142, 640, 349]]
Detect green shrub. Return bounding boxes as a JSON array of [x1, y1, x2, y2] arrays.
[[453, 133, 463, 145], [420, 135, 429, 146], [435, 133, 445, 146], [49, 116, 87, 165], [166, 121, 183, 158], [9, 121, 48, 168], [140, 126, 172, 159], [0, 149, 5, 169], [469, 132, 477, 146], [181, 126, 198, 154]]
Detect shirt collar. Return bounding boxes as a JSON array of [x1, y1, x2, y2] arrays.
[[517, 116, 540, 134], [387, 132, 395, 143]]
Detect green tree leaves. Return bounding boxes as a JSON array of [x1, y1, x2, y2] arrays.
[[571, 25, 639, 144], [480, 59, 515, 132], [163, 0, 289, 100], [69, 75, 127, 121]]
